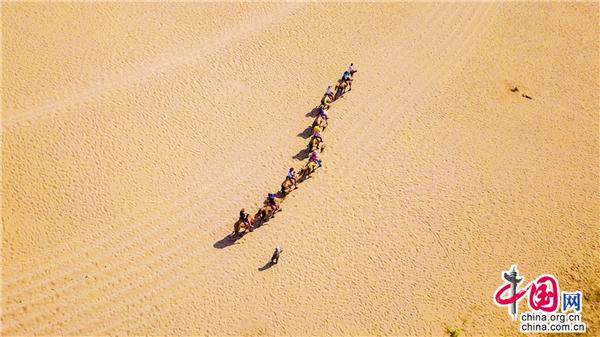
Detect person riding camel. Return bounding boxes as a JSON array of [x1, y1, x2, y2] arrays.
[[287, 167, 296, 185], [321, 86, 333, 108], [343, 63, 357, 91], [239, 208, 252, 229], [342, 70, 353, 91], [312, 125, 321, 136], [313, 133, 323, 145], [309, 150, 322, 167], [342, 70, 351, 81], [348, 63, 357, 76], [312, 125, 323, 143], [266, 193, 281, 211], [319, 105, 329, 120], [325, 85, 334, 100]]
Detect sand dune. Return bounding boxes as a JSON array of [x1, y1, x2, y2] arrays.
[[2, 2, 599, 335]]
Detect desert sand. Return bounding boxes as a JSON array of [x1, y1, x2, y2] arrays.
[[2, 2, 599, 336]]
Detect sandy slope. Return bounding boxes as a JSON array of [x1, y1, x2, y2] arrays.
[[2, 2, 599, 335]]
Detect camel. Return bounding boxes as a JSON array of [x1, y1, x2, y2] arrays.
[[321, 94, 333, 107], [308, 136, 325, 153], [334, 80, 348, 100], [280, 177, 297, 196], [255, 204, 278, 223], [312, 115, 328, 130], [297, 161, 319, 183], [232, 215, 254, 238]]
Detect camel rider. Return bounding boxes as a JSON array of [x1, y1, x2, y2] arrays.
[[312, 131, 322, 143], [309, 150, 322, 167], [325, 86, 333, 99], [239, 208, 251, 226], [312, 124, 321, 136], [287, 167, 296, 185], [319, 105, 329, 120], [312, 125, 323, 142], [267, 193, 280, 211], [342, 70, 353, 91], [348, 63, 357, 76], [342, 71, 351, 81]]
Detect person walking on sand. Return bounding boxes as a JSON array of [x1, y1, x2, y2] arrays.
[[270, 245, 282, 264]]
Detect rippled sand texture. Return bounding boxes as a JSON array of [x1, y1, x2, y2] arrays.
[[2, 2, 598, 335]]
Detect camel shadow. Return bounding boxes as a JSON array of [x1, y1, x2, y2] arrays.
[[214, 211, 283, 250], [213, 235, 236, 249], [297, 125, 312, 139], [292, 148, 309, 161], [213, 230, 247, 249], [333, 91, 344, 102], [333, 83, 351, 102], [305, 106, 320, 118]]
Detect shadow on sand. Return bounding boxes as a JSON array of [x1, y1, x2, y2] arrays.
[[213, 208, 282, 250], [213, 229, 249, 249], [292, 148, 309, 161], [258, 261, 275, 271], [305, 106, 321, 118], [297, 125, 312, 139]]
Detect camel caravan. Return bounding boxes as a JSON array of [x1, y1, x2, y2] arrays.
[[231, 64, 357, 239]]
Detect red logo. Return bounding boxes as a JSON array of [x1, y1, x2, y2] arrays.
[[493, 265, 560, 320]]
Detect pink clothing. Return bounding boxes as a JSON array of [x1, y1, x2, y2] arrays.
[[310, 151, 319, 161]]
